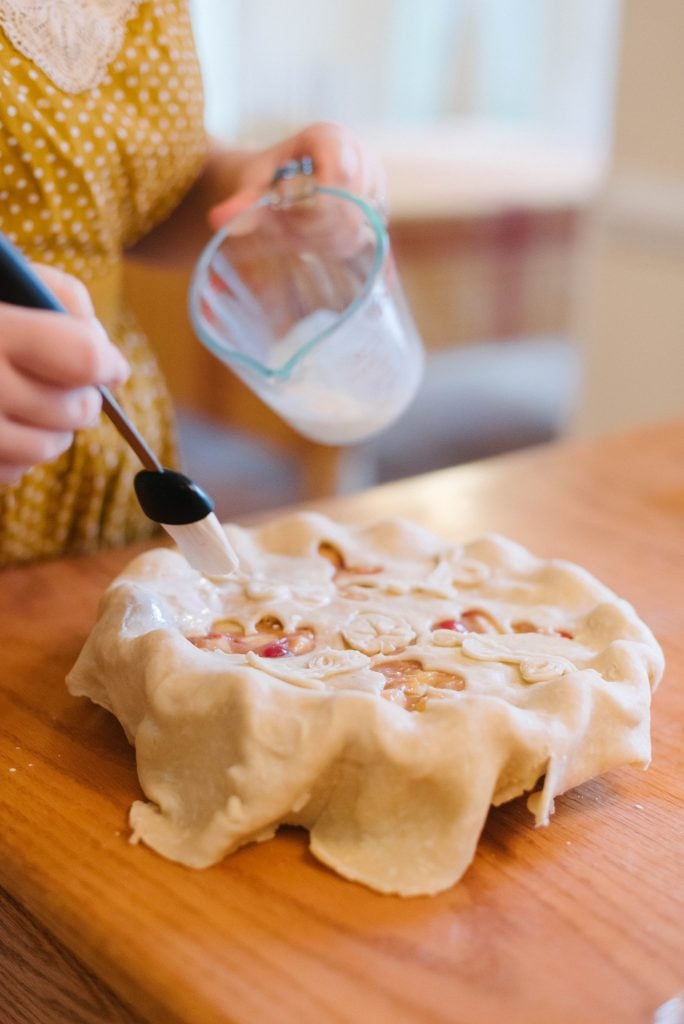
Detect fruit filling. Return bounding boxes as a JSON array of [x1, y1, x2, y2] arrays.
[[318, 541, 382, 579], [433, 610, 573, 639], [376, 659, 465, 712], [512, 620, 574, 639], [433, 608, 501, 634], [188, 617, 315, 658]]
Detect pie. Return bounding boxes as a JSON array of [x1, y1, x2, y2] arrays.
[[67, 512, 664, 896]]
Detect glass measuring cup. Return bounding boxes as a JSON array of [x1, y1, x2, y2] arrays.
[[189, 160, 424, 446]]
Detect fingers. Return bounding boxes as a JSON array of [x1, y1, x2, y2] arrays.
[[208, 178, 266, 231], [282, 121, 387, 211], [0, 368, 103, 432], [0, 305, 129, 388], [208, 122, 387, 231], [294, 122, 360, 187], [0, 373, 105, 485], [32, 263, 96, 318], [0, 264, 130, 482]]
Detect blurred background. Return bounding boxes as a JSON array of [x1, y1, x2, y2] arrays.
[[124, 0, 684, 519]]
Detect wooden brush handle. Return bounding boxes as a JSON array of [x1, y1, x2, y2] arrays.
[[98, 387, 161, 471]]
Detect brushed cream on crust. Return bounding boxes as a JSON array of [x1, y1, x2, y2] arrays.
[[67, 513, 664, 896]]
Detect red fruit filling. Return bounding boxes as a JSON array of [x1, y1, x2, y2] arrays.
[[260, 638, 291, 658], [433, 608, 501, 634], [433, 618, 468, 634], [188, 620, 315, 658]]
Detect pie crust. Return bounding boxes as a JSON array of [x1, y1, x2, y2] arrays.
[[67, 513, 664, 896]]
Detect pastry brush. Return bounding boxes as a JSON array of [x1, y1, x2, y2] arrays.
[[0, 232, 238, 576]]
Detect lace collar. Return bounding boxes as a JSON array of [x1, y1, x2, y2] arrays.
[[0, 0, 143, 93]]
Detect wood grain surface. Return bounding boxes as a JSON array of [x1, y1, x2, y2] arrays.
[[1, 419, 683, 1024]]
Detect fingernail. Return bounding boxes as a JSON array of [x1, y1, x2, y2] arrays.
[[92, 319, 130, 383], [338, 140, 360, 183], [109, 348, 130, 383], [68, 387, 102, 427]]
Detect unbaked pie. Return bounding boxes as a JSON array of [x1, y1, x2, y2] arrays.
[[67, 513, 664, 895]]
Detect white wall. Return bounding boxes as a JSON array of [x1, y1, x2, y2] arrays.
[[191, 0, 619, 149], [573, 0, 684, 436]]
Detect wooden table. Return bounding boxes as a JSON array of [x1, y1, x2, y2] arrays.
[[1, 418, 683, 1024]]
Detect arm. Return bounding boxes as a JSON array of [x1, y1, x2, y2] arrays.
[[123, 141, 254, 267]]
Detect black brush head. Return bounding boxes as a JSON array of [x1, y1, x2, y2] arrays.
[[134, 468, 214, 525]]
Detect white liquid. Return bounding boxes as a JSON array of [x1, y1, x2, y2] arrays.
[[249, 286, 424, 445]]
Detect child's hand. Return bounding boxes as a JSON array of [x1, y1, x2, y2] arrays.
[[0, 264, 130, 484], [208, 121, 386, 230]]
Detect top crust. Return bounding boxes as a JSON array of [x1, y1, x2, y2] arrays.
[[67, 512, 664, 896]]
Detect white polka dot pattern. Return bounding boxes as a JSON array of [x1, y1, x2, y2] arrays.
[[0, 1, 208, 564], [0, 0, 207, 279]]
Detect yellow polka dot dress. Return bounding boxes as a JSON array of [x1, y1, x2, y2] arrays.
[[0, 1, 208, 564]]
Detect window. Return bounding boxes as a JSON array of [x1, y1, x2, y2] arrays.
[[191, 0, 621, 154]]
